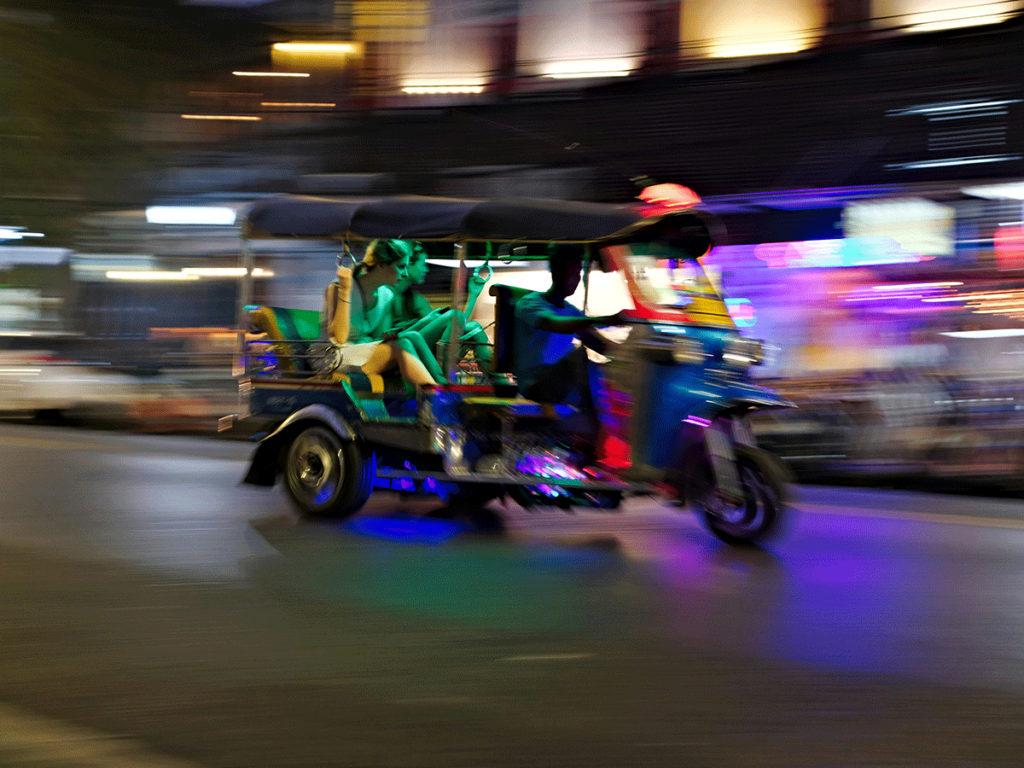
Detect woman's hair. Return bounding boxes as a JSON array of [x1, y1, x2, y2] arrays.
[[354, 239, 411, 277], [411, 241, 427, 265], [398, 242, 428, 317]]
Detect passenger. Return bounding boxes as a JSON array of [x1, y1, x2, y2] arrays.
[[512, 244, 624, 442], [322, 239, 440, 387], [383, 242, 493, 381]]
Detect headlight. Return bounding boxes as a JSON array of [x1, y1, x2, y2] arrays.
[[722, 337, 764, 367], [672, 337, 706, 364]]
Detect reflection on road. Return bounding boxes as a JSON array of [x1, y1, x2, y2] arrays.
[[2, 423, 1024, 694]]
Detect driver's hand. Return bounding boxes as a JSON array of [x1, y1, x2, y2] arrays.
[[599, 311, 629, 327]]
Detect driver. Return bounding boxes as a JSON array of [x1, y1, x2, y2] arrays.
[[513, 244, 624, 443]]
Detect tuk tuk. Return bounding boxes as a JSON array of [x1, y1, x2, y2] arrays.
[[227, 194, 795, 545]]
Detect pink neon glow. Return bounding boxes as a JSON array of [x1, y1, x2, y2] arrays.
[[995, 226, 1024, 270], [684, 415, 713, 428], [753, 238, 923, 269]]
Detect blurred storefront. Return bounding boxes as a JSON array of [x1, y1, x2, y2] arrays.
[[703, 187, 1024, 378]]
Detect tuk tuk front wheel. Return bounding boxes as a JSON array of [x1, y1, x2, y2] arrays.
[[283, 425, 375, 519], [694, 445, 788, 546]]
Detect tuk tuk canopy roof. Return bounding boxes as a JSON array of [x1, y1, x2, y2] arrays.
[[242, 194, 715, 246]]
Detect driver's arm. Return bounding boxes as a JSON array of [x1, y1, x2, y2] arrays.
[[533, 312, 620, 335], [578, 326, 611, 355]]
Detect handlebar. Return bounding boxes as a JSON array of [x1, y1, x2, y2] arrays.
[[473, 262, 493, 283]]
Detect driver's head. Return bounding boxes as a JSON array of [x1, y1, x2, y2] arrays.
[[547, 244, 584, 297]]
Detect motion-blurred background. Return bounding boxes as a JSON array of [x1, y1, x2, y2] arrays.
[[2, 0, 1023, 489]]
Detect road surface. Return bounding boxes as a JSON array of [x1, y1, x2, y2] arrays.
[[2, 422, 1024, 767]]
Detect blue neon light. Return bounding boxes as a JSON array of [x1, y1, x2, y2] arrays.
[[345, 516, 467, 544]]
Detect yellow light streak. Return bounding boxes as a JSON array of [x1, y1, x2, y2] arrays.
[[924, 291, 1024, 302], [906, 12, 1011, 33], [541, 59, 633, 79], [181, 268, 274, 277], [181, 114, 262, 121], [273, 42, 356, 53], [232, 71, 310, 78], [260, 102, 336, 107], [707, 40, 812, 58], [401, 85, 484, 94], [545, 71, 631, 79], [969, 298, 1024, 308]]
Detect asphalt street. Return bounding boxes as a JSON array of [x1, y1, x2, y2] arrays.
[[2, 422, 1024, 767]]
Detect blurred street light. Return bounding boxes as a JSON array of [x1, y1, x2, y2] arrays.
[[0, 227, 45, 241], [145, 207, 238, 225], [106, 271, 199, 281]]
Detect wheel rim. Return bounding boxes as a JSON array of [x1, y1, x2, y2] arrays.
[[288, 428, 344, 508], [709, 465, 774, 535]]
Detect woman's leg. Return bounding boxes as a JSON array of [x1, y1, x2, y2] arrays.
[[438, 318, 491, 365], [407, 309, 492, 369], [361, 343, 397, 376], [393, 345, 440, 386], [402, 308, 446, 335], [362, 340, 439, 387], [396, 331, 445, 382], [459, 321, 492, 365], [412, 309, 455, 348]]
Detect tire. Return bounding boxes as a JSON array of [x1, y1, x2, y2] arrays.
[[283, 425, 375, 519], [694, 445, 789, 546]]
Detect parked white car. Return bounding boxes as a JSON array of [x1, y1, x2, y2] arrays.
[[0, 351, 202, 427]]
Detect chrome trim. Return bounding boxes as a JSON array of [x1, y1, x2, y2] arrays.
[[260, 404, 358, 443], [722, 337, 764, 367], [441, 426, 471, 477]]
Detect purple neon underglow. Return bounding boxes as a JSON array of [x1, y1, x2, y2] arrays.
[[684, 415, 713, 428], [515, 451, 588, 480]]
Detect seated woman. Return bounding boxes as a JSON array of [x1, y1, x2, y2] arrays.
[[321, 239, 439, 388], [383, 242, 492, 382]]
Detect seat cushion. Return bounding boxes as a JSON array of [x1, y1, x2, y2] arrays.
[[489, 284, 534, 375], [248, 306, 322, 342]]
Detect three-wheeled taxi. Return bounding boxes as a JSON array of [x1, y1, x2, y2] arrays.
[[227, 194, 795, 544]]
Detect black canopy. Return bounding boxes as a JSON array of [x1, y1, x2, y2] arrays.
[[243, 194, 714, 245], [243, 196, 370, 239]]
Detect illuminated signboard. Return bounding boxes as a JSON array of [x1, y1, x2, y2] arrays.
[[842, 198, 954, 257], [725, 298, 756, 327], [747, 237, 922, 269]]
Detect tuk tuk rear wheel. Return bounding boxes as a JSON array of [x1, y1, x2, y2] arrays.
[[283, 425, 375, 519], [695, 445, 788, 546]]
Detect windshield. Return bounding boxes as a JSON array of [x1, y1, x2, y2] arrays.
[[617, 244, 721, 309], [601, 241, 733, 326]]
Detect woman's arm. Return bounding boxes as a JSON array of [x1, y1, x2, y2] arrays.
[[325, 268, 355, 344]]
